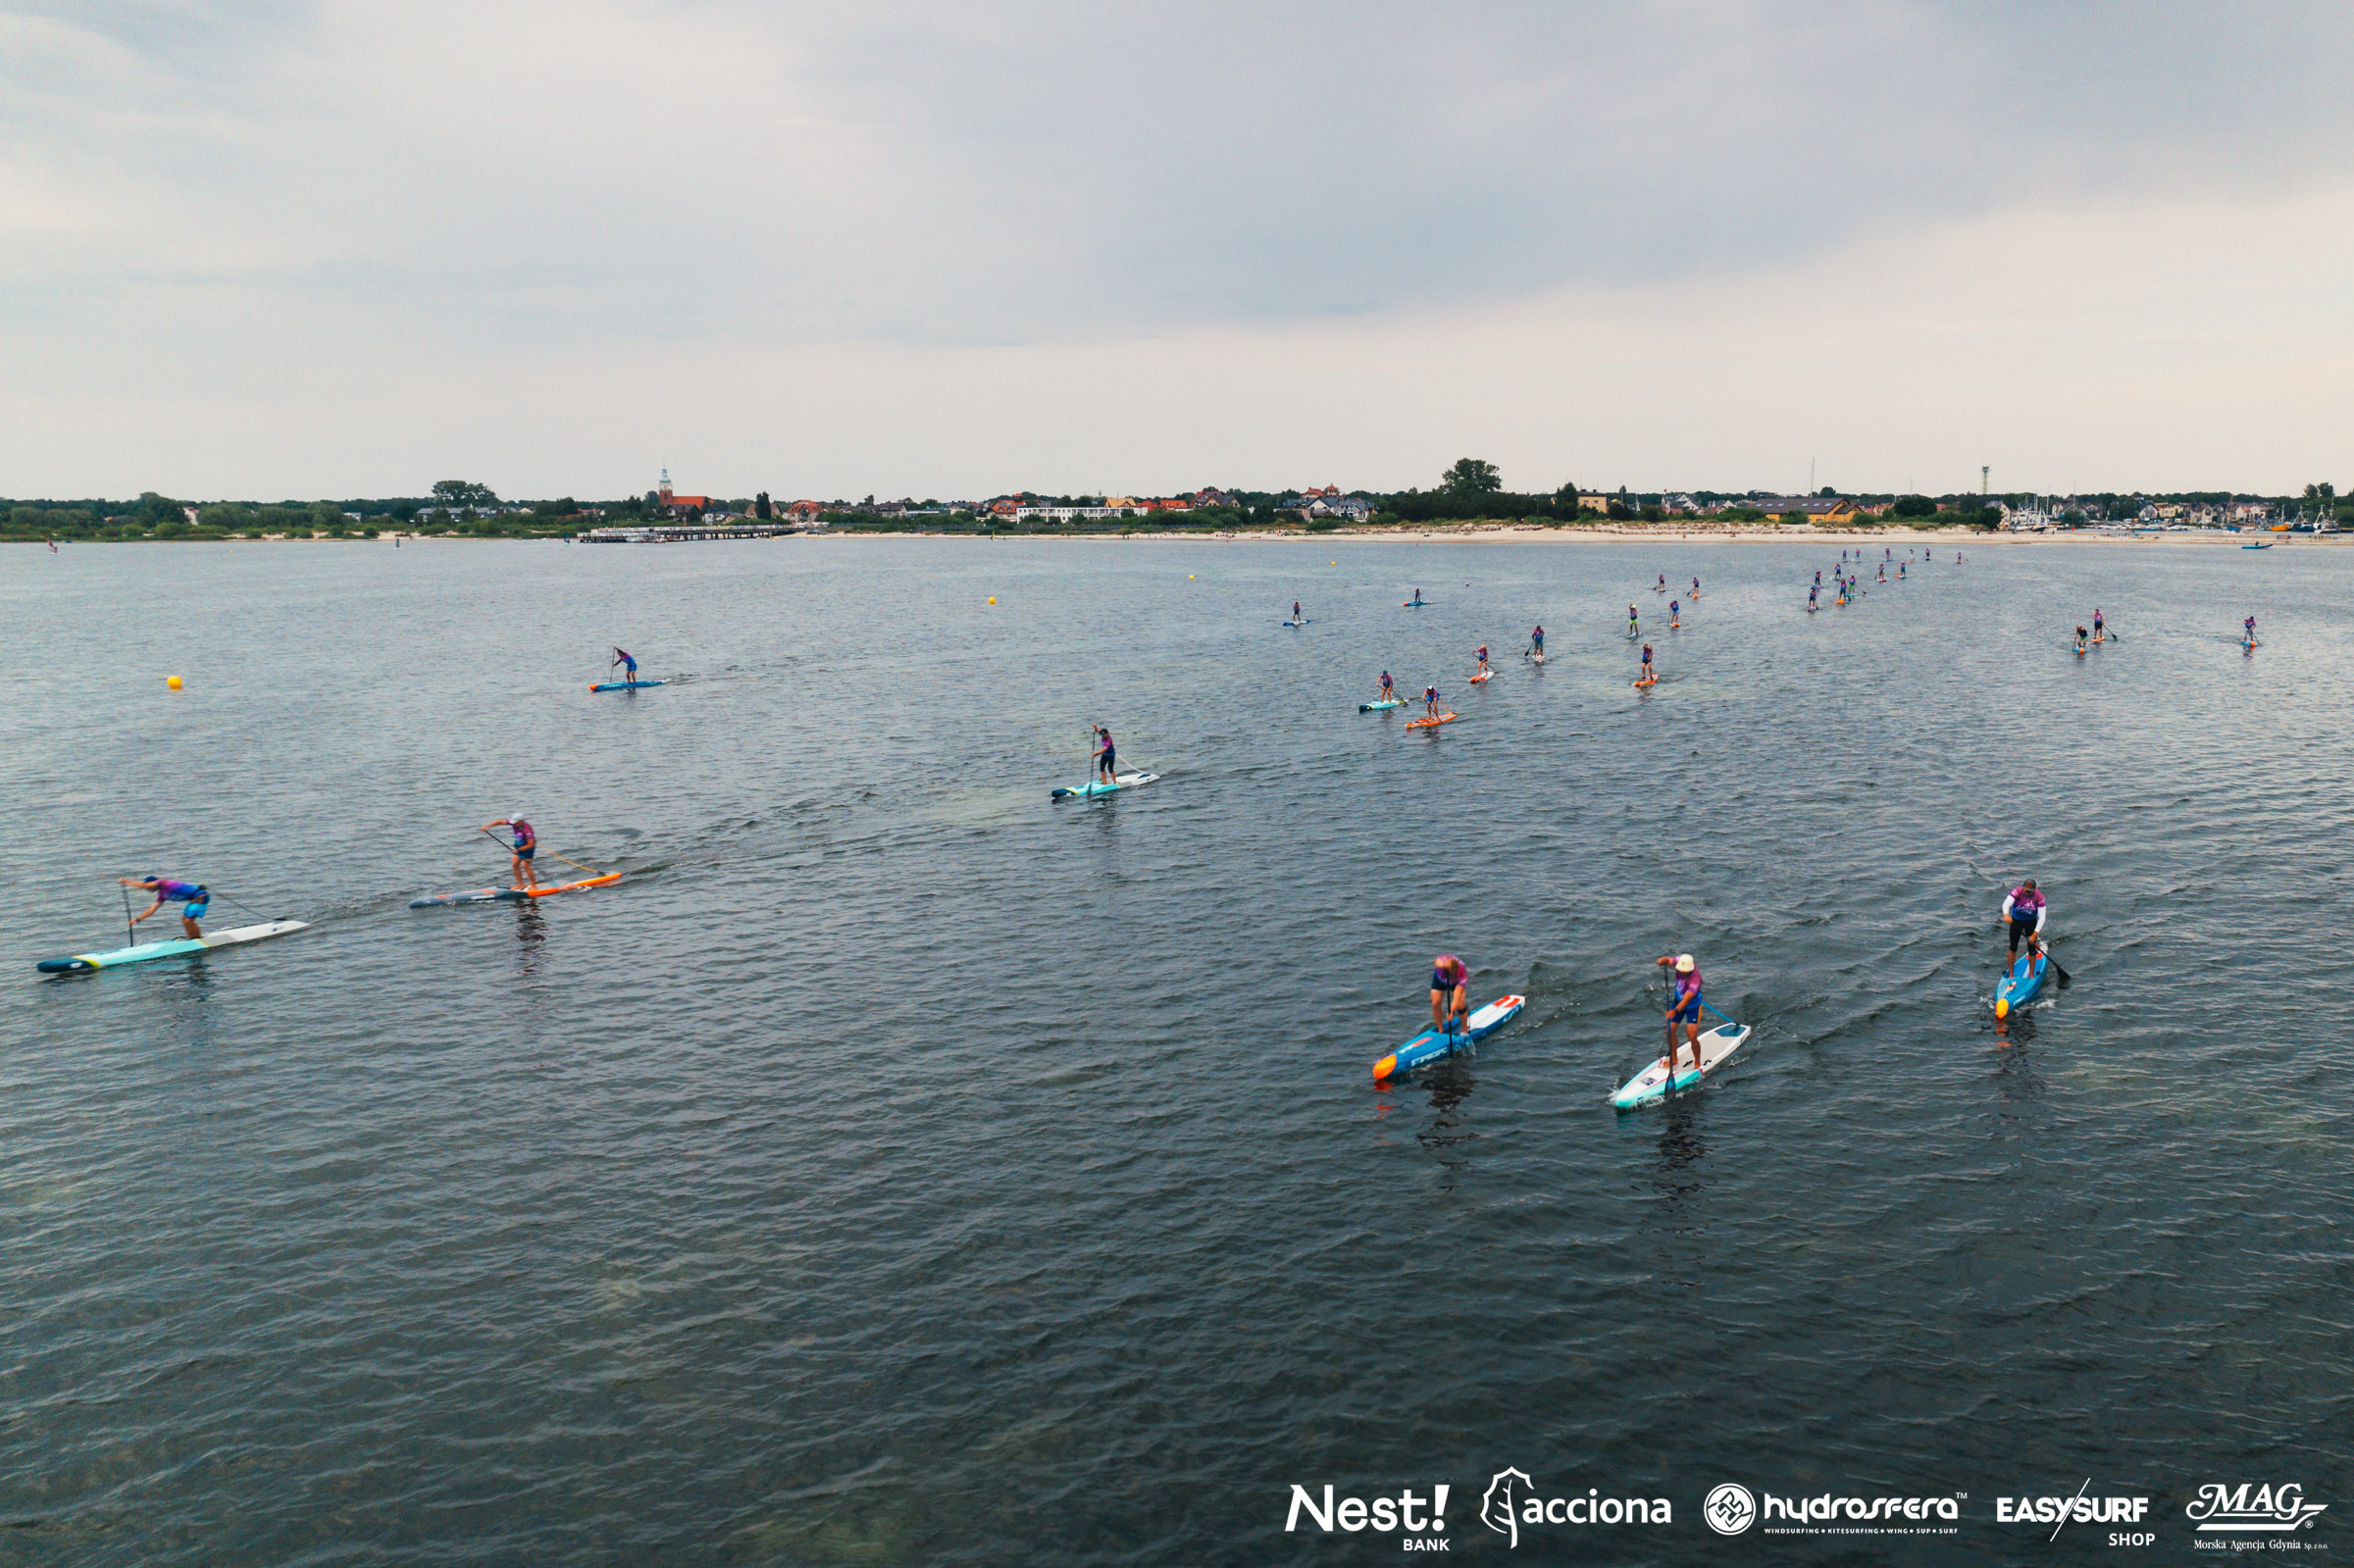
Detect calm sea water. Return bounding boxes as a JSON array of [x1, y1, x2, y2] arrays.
[[4, 536, 2349, 1565]]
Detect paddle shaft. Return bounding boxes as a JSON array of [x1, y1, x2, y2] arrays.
[[119, 881, 133, 943]]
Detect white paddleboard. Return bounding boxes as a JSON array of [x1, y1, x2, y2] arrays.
[[1612, 1022, 1751, 1109], [1052, 771, 1160, 800]]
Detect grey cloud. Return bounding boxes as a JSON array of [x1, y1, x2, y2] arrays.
[[5, 0, 2353, 352]]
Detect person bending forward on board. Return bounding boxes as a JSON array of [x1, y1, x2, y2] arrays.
[[124, 876, 209, 938], [1092, 725, 1117, 784], [2075, 625, 2089, 654], [1431, 953, 1469, 1036], [611, 646, 638, 683], [486, 816, 540, 890], [1376, 670, 1396, 703], [1421, 684, 1442, 719], [2001, 879, 2046, 963], [1657, 953, 1704, 1079]]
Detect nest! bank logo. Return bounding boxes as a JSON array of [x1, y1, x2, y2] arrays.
[[1283, 1482, 1452, 1550]]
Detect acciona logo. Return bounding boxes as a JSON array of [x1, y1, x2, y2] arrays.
[[1706, 1485, 1758, 1536], [1477, 1468, 1670, 1547], [2186, 1483, 2328, 1534]]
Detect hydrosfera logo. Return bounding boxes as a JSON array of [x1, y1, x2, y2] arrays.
[[2186, 1483, 2328, 1543], [1994, 1480, 2153, 1545], [1705, 1484, 1757, 1536], [1283, 1483, 1452, 1551], [1476, 1468, 1670, 1547], [1732, 1488, 1964, 1537]]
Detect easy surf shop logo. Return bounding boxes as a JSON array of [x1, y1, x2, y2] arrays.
[[1477, 1468, 1671, 1547], [2186, 1483, 2328, 1537], [1754, 1489, 1965, 1537], [1283, 1482, 1451, 1551], [1995, 1481, 2153, 1545]]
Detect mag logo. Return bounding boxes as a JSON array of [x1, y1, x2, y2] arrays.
[[2186, 1483, 2327, 1535], [1476, 1468, 1670, 1546], [1283, 1483, 1452, 1550]]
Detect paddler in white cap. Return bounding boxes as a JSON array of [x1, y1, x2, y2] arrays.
[[1656, 952, 1704, 1080]]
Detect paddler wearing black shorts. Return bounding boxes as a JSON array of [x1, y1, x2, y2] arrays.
[[1093, 724, 1116, 784], [2000, 879, 2045, 960]]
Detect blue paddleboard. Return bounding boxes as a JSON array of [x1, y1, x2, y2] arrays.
[[1372, 994, 1524, 1080], [1995, 950, 2048, 1019]]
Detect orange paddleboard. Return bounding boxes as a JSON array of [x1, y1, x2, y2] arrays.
[[409, 873, 621, 907]]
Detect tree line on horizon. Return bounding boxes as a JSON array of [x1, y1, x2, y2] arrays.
[[1, 468, 2343, 542]]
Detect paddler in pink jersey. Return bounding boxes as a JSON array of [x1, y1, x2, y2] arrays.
[[1657, 953, 1704, 1078], [123, 876, 210, 938], [2000, 880, 2046, 963], [484, 815, 540, 890], [1430, 953, 1469, 1035]]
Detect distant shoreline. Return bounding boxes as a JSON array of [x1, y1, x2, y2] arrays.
[[818, 523, 2333, 546], [11, 524, 2335, 547]]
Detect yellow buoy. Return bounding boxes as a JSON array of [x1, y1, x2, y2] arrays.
[[166, 676, 183, 689], [987, 596, 997, 604], [1188, 575, 1196, 581]]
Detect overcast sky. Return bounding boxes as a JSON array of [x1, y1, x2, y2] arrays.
[[5, 1, 2352, 499]]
